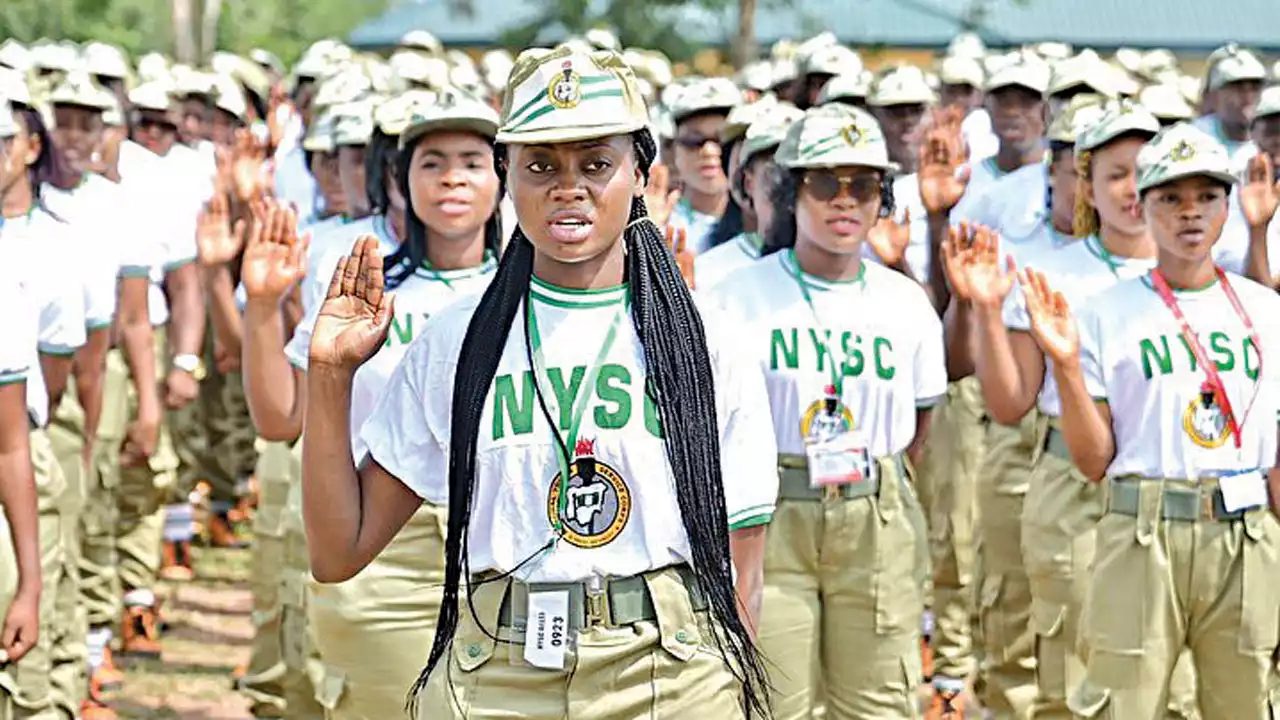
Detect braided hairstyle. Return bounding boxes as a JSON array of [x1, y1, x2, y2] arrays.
[[382, 131, 504, 291], [763, 166, 895, 255], [408, 129, 771, 718]]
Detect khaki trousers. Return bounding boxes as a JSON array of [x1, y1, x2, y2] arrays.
[[238, 440, 292, 717]]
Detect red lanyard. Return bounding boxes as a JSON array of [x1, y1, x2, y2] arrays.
[[1149, 267, 1263, 450]]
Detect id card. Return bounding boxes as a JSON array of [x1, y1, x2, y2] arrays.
[[1218, 470, 1268, 513], [805, 431, 872, 488], [523, 590, 570, 670]]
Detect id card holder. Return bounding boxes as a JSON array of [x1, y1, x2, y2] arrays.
[[805, 431, 871, 488], [1218, 469, 1268, 513], [522, 589, 571, 670]]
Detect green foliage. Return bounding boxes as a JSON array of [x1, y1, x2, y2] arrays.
[[0, 0, 391, 64]]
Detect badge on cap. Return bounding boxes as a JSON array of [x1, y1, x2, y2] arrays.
[[1168, 139, 1196, 163], [548, 61, 582, 110], [840, 123, 866, 148]]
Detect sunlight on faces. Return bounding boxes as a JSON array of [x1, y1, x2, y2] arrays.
[[52, 104, 103, 170], [338, 145, 370, 218], [1142, 175, 1231, 263], [673, 112, 728, 195], [987, 86, 1046, 154], [795, 165, 883, 256], [506, 135, 643, 265], [406, 131, 498, 239], [1086, 136, 1148, 236]]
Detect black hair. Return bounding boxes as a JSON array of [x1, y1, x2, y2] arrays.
[[706, 137, 746, 248], [1046, 140, 1075, 218], [410, 129, 771, 718], [242, 85, 268, 122], [763, 166, 895, 255], [13, 107, 76, 196], [383, 130, 503, 292], [364, 129, 398, 215]]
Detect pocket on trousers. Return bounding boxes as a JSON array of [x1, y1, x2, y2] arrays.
[[1240, 512, 1280, 654], [1082, 515, 1147, 655], [313, 664, 347, 711]]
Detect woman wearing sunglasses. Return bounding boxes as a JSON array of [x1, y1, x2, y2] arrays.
[[1022, 123, 1280, 720], [666, 78, 742, 255], [706, 104, 945, 719], [303, 46, 775, 717]]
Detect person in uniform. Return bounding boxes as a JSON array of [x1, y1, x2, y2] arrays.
[[705, 103, 945, 719], [1024, 122, 1280, 720], [666, 78, 743, 255], [302, 45, 777, 718]]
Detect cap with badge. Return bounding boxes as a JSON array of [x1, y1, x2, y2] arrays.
[[869, 65, 935, 107], [1075, 98, 1161, 153], [1139, 84, 1195, 123], [49, 71, 116, 111], [774, 103, 897, 172], [817, 71, 872, 106], [985, 52, 1050, 95], [1046, 93, 1106, 143], [400, 86, 500, 149], [668, 77, 743, 124], [1136, 123, 1237, 193], [1205, 44, 1266, 91], [496, 46, 649, 146]]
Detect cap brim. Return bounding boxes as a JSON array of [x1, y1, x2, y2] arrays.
[[785, 157, 900, 173], [400, 117, 499, 149], [671, 104, 734, 124], [1139, 166, 1238, 193], [987, 80, 1047, 95], [868, 94, 932, 107], [495, 121, 645, 146]]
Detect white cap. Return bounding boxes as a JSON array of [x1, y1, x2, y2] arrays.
[[0, 67, 32, 107], [1206, 44, 1266, 91], [816, 71, 872, 104], [83, 42, 129, 80], [985, 51, 1050, 95], [947, 33, 986, 60], [212, 75, 248, 120], [128, 82, 173, 113], [585, 28, 621, 52], [399, 30, 443, 56], [1255, 86, 1280, 120], [0, 102, 17, 138], [938, 56, 984, 88], [0, 40, 30, 73], [869, 66, 935, 107], [1139, 84, 1195, 122], [1048, 50, 1116, 98]]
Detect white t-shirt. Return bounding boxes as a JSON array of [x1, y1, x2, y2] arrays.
[[963, 109, 999, 162], [694, 232, 763, 291], [1004, 234, 1156, 417], [1192, 115, 1257, 175], [299, 215, 398, 318], [962, 161, 1049, 237], [1077, 272, 1280, 479], [359, 276, 779, 583], [1212, 190, 1280, 278], [668, 198, 721, 256], [0, 265, 34, 389], [704, 250, 946, 458], [952, 155, 1022, 225], [43, 174, 132, 330], [3, 209, 88, 426]]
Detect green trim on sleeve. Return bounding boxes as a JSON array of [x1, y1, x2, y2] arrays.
[[0, 372, 27, 386], [916, 394, 945, 409], [118, 265, 153, 278], [729, 512, 774, 531], [728, 502, 776, 530], [38, 344, 80, 357], [163, 257, 197, 273], [86, 318, 113, 331]]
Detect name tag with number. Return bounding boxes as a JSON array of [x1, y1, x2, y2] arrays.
[[806, 431, 872, 488], [1218, 469, 1268, 514], [523, 589, 570, 670]]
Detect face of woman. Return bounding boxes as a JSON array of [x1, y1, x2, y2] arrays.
[[310, 151, 348, 216], [672, 112, 728, 196], [1087, 136, 1147, 236], [744, 154, 777, 233], [135, 110, 177, 156], [407, 131, 498, 239], [53, 104, 103, 172], [507, 135, 642, 266], [795, 166, 883, 256], [338, 145, 370, 219], [210, 109, 239, 148], [181, 99, 209, 144], [1142, 176, 1230, 264]]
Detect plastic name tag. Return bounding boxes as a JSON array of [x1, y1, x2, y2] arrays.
[[1218, 470, 1268, 514], [523, 589, 570, 670], [805, 431, 872, 488]]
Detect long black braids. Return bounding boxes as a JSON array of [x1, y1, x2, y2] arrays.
[[763, 167, 895, 256], [382, 132, 504, 291], [409, 129, 772, 718]]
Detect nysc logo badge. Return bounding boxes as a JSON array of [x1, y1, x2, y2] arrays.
[[547, 438, 632, 549], [1183, 385, 1231, 449], [800, 397, 855, 444], [547, 60, 583, 110]]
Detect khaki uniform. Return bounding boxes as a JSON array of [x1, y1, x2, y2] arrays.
[[1069, 479, 1279, 719], [178, 326, 258, 509], [915, 378, 985, 685], [4, 429, 66, 720], [238, 440, 293, 716], [280, 442, 324, 719], [81, 347, 129, 629], [47, 388, 92, 716], [416, 567, 744, 720], [0, 507, 20, 720], [759, 455, 923, 719], [309, 502, 446, 719]]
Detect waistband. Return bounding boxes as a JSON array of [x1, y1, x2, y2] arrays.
[[498, 565, 706, 633], [1106, 476, 1269, 522], [776, 452, 907, 501]]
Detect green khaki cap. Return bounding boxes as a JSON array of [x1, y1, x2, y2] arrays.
[[739, 60, 775, 93], [1046, 93, 1106, 143], [401, 86, 499, 149], [49, 71, 115, 111], [775, 103, 897, 171], [303, 108, 338, 153], [0, 102, 16, 138], [1138, 84, 1195, 121], [128, 82, 172, 112], [669, 77, 743, 124], [869, 65, 935, 107], [1075, 98, 1160, 152], [803, 44, 862, 78], [333, 96, 379, 146], [723, 94, 780, 143], [740, 103, 804, 165], [375, 89, 437, 136], [1206, 44, 1266, 91], [985, 53, 1050, 94], [938, 56, 984, 88], [313, 65, 373, 109], [817, 71, 872, 104], [1136, 122, 1237, 193], [496, 46, 649, 145], [1255, 86, 1280, 120], [1048, 51, 1117, 98]]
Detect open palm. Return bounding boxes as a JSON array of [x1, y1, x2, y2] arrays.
[[645, 162, 682, 228], [241, 203, 306, 303], [868, 211, 911, 266], [665, 225, 696, 288], [309, 235, 395, 371], [196, 193, 244, 267], [958, 224, 1015, 308], [917, 107, 970, 215], [1021, 267, 1079, 365], [1240, 153, 1280, 229]]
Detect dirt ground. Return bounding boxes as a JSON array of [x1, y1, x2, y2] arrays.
[[111, 546, 254, 719]]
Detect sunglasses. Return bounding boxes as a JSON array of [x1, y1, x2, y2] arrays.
[[675, 134, 721, 150], [802, 170, 881, 203]]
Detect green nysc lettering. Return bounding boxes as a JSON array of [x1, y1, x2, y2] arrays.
[[1138, 332, 1258, 380], [771, 327, 896, 379], [491, 363, 663, 440]]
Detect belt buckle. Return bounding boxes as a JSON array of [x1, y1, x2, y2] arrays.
[[823, 483, 844, 502], [584, 576, 609, 628]]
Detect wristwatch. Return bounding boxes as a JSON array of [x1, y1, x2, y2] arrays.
[[172, 353, 207, 381]]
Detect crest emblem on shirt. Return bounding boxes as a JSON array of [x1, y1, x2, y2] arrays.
[[800, 399, 855, 444], [1182, 387, 1231, 448], [546, 439, 632, 549], [547, 61, 583, 110]]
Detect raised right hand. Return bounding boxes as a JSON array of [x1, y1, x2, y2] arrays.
[[241, 202, 307, 304], [665, 225, 695, 289], [1020, 267, 1080, 366], [945, 223, 1014, 307], [196, 193, 245, 267], [644, 162, 682, 228], [917, 107, 970, 216], [308, 236, 395, 371]]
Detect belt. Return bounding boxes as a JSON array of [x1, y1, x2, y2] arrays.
[[777, 453, 906, 501], [1043, 426, 1070, 461], [1107, 478, 1267, 522], [498, 565, 706, 633]]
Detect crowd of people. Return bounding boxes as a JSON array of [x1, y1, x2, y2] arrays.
[[0, 21, 1277, 720]]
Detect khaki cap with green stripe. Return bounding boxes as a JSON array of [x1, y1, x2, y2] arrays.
[[496, 46, 649, 145], [1136, 122, 1237, 193], [49, 71, 116, 111], [775, 103, 897, 172], [740, 104, 804, 165], [401, 86, 499, 149], [1046, 93, 1106, 143], [1254, 86, 1280, 121], [1075, 98, 1160, 152]]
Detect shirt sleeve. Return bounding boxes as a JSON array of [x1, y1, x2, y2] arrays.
[[913, 293, 948, 407], [1001, 282, 1032, 332], [114, 181, 165, 277], [1077, 304, 1107, 401], [358, 330, 451, 504], [37, 264, 87, 357], [283, 302, 316, 371], [0, 276, 31, 384]]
